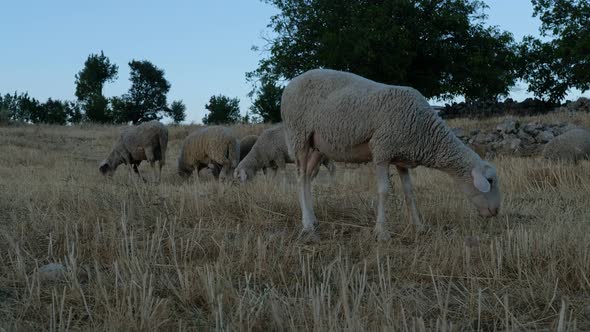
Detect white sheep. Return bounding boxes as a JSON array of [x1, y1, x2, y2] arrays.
[[99, 120, 168, 183], [234, 123, 336, 182], [281, 69, 501, 241], [177, 126, 239, 180], [239, 135, 259, 161], [543, 128, 590, 162]]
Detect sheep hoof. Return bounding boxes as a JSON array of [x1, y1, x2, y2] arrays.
[[373, 228, 391, 242], [298, 228, 320, 243]]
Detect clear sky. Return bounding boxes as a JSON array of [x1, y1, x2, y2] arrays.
[[0, 0, 586, 123]]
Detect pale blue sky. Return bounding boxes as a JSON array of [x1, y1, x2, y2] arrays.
[[0, 1, 585, 123]]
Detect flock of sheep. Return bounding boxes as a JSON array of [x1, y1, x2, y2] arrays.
[[99, 69, 589, 241]]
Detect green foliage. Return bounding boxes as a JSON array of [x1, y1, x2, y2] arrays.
[[202, 95, 241, 125], [167, 100, 187, 124], [35, 98, 68, 125], [249, 79, 284, 123], [249, 0, 518, 102], [0, 106, 9, 125], [65, 101, 83, 124], [519, 0, 590, 102], [84, 94, 112, 123], [115, 60, 172, 124], [75, 51, 118, 123]]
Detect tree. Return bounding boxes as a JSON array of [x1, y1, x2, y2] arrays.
[[249, 78, 284, 123], [65, 101, 83, 124], [248, 0, 518, 102], [75, 51, 118, 123], [202, 95, 241, 125], [17, 93, 42, 123], [38, 98, 68, 125], [167, 100, 187, 124], [115, 60, 172, 124], [519, 0, 590, 102]]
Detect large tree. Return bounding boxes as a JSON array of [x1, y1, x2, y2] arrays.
[[249, 0, 518, 102], [519, 0, 590, 102], [202, 95, 241, 125], [249, 78, 284, 123], [75, 51, 118, 123], [113, 60, 172, 124]]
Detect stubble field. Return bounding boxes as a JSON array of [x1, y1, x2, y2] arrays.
[[1, 113, 590, 331]]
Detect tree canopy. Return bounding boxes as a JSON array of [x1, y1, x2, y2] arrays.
[[248, 0, 518, 102], [202, 95, 242, 125], [249, 78, 284, 123], [75, 51, 118, 123], [112, 60, 172, 124], [519, 0, 590, 102]]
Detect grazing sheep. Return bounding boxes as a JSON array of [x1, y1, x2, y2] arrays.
[[281, 69, 501, 241], [239, 135, 259, 161], [177, 126, 239, 180], [99, 120, 168, 183], [543, 128, 590, 162], [234, 123, 336, 182]]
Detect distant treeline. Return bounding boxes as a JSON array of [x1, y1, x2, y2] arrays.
[[437, 98, 577, 119]]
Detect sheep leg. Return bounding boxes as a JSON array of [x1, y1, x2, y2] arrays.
[[296, 148, 320, 240], [144, 147, 158, 183], [131, 164, 147, 183], [158, 160, 163, 183], [374, 162, 391, 241], [396, 166, 423, 228], [304, 150, 323, 222]]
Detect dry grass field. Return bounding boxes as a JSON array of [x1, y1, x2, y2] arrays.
[[1, 113, 590, 331]]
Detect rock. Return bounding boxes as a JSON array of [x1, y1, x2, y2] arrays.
[[498, 137, 522, 153], [522, 122, 543, 136], [553, 124, 577, 136], [496, 118, 519, 134], [536, 130, 555, 143], [38, 263, 66, 282], [472, 132, 498, 145], [566, 97, 590, 113]]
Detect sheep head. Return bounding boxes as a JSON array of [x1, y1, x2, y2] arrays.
[[99, 160, 114, 177], [457, 160, 501, 217], [234, 166, 255, 183]]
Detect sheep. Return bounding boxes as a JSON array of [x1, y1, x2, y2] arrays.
[[543, 128, 590, 162], [99, 120, 168, 183], [239, 135, 259, 161], [281, 69, 501, 241], [234, 123, 336, 182], [177, 126, 239, 180]]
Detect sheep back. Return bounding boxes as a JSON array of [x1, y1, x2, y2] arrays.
[[281, 69, 476, 173], [177, 126, 239, 173], [543, 128, 590, 162]]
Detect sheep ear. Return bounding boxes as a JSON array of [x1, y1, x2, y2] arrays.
[[472, 168, 490, 193]]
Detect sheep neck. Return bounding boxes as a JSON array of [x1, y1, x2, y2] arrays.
[[411, 113, 479, 177]]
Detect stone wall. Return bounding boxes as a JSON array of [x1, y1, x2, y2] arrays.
[[452, 118, 579, 159]]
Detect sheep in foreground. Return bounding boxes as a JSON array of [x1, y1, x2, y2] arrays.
[[234, 123, 336, 182], [543, 128, 590, 162], [281, 69, 501, 241], [99, 120, 168, 183], [177, 126, 239, 180]]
